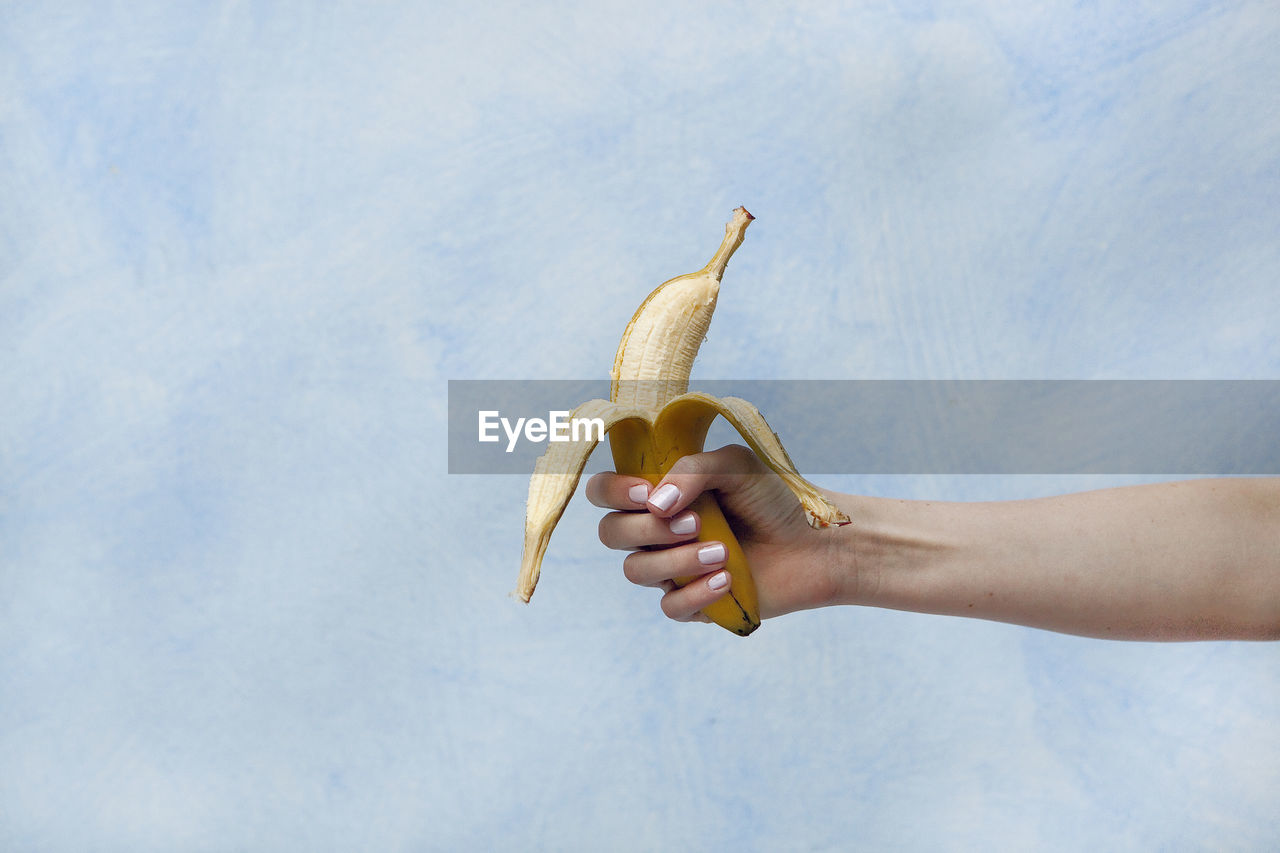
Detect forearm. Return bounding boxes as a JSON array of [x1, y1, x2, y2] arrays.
[[826, 478, 1280, 640]]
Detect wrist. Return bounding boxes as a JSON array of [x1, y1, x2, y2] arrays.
[[818, 491, 875, 607], [820, 492, 961, 611]]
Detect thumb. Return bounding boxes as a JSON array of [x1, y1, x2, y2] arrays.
[[643, 444, 765, 518]]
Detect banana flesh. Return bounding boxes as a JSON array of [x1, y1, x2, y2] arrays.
[[515, 208, 849, 634]]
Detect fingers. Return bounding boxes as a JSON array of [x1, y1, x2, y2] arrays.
[[585, 471, 652, 510], [642, 444, 763, 519], [598, 507, 701, 551], [588, 444, 762, 518], [591, 448, 758, 627], [616, 529, 733, 624], [622, 539, 728, 587], [656, 580, 713, 623], [659, 567, 732, 622]]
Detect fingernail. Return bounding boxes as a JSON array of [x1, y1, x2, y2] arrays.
[[697, 542, 727, 566], [627, 484, 650, 506], [648, 483, 680, 512], [706, 570, 729, 591], [668, 512, 697, 536]]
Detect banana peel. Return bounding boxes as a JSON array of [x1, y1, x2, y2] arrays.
[[515, 208, 849, 635]]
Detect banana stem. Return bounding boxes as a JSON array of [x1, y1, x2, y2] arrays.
[[703, 206, 754, 279]]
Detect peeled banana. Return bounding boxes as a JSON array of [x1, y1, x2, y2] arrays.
[[515, 207, 849, 635]]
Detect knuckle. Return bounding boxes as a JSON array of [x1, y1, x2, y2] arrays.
[[668, 453, 708, 479], [587, 471, 626, 508], [621, 552, 646, 585], [717, 443, 758, 470], [584, 471, 608, 501], [597, 513, 621, 549]]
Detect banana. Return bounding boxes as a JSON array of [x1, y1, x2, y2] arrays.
[[515, 207, 849, 635]]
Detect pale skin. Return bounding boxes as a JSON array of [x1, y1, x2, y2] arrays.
[[587, 445, 1280, 640]]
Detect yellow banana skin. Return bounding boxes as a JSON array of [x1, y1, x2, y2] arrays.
[[608, 409, 760, 634], [516, 209, 850, 635]]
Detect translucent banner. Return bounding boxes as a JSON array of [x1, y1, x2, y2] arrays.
[[447, 380, 1280, 475]]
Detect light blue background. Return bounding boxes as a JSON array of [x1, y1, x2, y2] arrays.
[[3, 2, 1279, 850]]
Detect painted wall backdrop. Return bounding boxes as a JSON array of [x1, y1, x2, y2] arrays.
[[3, 2, 1278, 850]]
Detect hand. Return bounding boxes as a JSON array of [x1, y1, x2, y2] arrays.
[[587, 444, 846, 624], [593, 456, 1280, 640]]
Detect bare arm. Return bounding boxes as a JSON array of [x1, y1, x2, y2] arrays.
[[832, 478, 1280, 640], [590, 449, 1280, 640]]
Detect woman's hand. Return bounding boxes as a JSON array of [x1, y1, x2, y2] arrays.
[[591, 448, 1280, 640], [586, 444, 847, 624]]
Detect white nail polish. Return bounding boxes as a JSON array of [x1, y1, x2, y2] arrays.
[[706, 570, 729, 591], [697, 543, 727, 565], [628, 484, 650, 505], [648, 483, 680, 512], [668, 512, 697, 536]]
